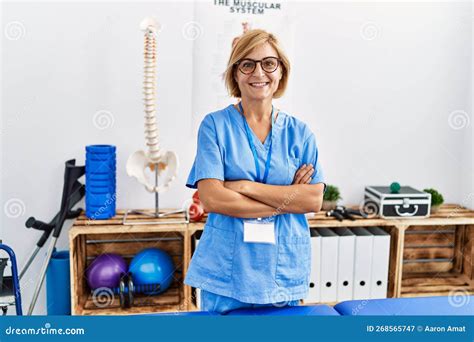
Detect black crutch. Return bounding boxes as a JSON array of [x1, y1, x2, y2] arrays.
[[26, 159, 85, 315], [20, 179, 84, 280]]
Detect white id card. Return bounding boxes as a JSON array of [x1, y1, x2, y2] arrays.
[[243, 218, 276, 244]]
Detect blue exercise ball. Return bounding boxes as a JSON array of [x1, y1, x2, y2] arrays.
[[129, 248, 175, 294]]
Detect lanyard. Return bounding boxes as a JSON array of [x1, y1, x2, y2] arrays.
[[239, 102, 274, 184]]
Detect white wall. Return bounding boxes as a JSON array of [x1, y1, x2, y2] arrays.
[[290, 2, 472, 208], [1, 1, 472, 314]]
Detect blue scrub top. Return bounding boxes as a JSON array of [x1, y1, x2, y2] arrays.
[[185, 104, 325, 304]]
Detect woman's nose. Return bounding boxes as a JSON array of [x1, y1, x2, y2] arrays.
[[252, 62, 265, 76]]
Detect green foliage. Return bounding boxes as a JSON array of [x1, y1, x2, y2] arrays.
[[423, 188, 444, 206], [323, 185, 342, 202]]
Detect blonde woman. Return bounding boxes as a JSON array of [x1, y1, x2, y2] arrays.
[[185, 29, 326, 314]]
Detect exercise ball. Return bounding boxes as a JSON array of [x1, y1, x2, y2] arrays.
[[86, 253, 128, 290], [129, 248, 175, 294]]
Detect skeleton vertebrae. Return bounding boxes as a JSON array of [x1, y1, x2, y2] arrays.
[[126, 18, 178, 194]]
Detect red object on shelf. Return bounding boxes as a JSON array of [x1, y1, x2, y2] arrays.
[[191, 190, 207, 214], [192, 191, 200, 204], [189, 202, 204, 222]]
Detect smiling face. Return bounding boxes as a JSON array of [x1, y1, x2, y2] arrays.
[[234, 42, 282, 102]]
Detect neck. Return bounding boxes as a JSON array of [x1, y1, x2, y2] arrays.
[[240, 98, 273, 122]]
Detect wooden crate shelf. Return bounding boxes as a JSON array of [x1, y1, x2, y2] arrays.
[[70, 210, 191, 316], [400, 222, 474, 298], [70, 204, 474, 314]]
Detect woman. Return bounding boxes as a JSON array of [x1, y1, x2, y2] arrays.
[[185, 29, 326, 314]]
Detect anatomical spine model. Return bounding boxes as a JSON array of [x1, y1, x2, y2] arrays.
[[126, 17, 178, 194]]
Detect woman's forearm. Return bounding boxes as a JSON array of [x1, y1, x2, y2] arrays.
[[198, 179, 279, 218], [226, 181, 323, 214], [214, 192, 280, 218]]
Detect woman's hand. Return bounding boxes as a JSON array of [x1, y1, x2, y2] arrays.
[[292, 164, 314, 185]]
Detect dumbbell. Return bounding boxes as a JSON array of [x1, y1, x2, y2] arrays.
[[111, 273, 162, 308]]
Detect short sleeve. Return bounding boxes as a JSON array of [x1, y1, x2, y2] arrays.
[[301, 133, 327, 193], [186, 115, 225, 189]]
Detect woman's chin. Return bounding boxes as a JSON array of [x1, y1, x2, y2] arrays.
[[244, 92, 273, 102]]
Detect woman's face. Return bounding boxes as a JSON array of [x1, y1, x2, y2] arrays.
[[234, 42, 282, 102]]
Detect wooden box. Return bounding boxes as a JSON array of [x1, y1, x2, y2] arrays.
[[69, 210, 191, 315], [401, 205, 474, 297]]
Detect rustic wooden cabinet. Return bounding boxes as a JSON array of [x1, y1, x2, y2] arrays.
[[70, 204, 474, 315]]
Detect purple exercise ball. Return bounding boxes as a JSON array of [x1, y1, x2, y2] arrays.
[[86, 253, 128, 290]]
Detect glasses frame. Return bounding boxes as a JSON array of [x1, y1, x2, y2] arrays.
[[234, 57, 282, 75]]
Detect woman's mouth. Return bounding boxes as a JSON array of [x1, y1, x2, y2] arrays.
[[249, 82, 269, 88]]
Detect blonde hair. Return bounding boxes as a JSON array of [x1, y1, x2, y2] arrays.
[[224, 29, 290, 99]]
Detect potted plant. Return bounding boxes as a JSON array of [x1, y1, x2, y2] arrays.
[[322, 185, 342, 211], [423, 188, 444, 213]]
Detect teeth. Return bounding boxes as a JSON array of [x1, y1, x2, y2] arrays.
[[250, 82, 268, 87]]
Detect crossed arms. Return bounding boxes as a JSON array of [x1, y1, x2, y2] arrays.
[[197, 164, 324, 219]]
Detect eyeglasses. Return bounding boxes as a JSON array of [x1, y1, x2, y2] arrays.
[[235, 57, 281, 75]]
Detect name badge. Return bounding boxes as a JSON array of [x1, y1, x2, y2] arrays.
[[243, 217, 276, 244]]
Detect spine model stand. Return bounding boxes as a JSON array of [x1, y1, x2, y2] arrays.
[[125, 17, 185, 225]]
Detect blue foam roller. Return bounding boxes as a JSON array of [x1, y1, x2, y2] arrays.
[[86, 201, 115, 208], [86, 152, 116, 159], [85, 202, 116, 212], [87, 179, 115, 184], [86, 163, 116, 174], [86, 189, 115, 197], [86, 200, 115, 209], [86, 186, 115, 194], [87, 201, 116, 208], [86, 157, 116, 164], [85, 145, 117, 219], [46, 250, 71, 315], [86, 150, 116, 156], [86, 208, 115, 219], [86, 173, 115, 181], [86, 176, 116, 182], [86, 161, 116, 169], [86, 178, 116, 184], [86, 155, 116, 160], [86, 205, 115, 212], [86, 156, 116, 163], [86, 151, 116, 158], [86, 186, 116, 193], [86, 178, 115, 185], [86, 180, 116, 186], [86, 194, 115, 206], [86, 145, 116, 154]]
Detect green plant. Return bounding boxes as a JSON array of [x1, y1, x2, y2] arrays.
[[424, 188, 444, 206], [323, 185, 342, 202]]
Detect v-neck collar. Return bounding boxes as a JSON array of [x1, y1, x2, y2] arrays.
[[228, 104, 282, 151]]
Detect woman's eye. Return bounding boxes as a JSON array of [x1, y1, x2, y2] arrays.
[[264, 60, 276, 68], [242, 62, 254, 69]]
